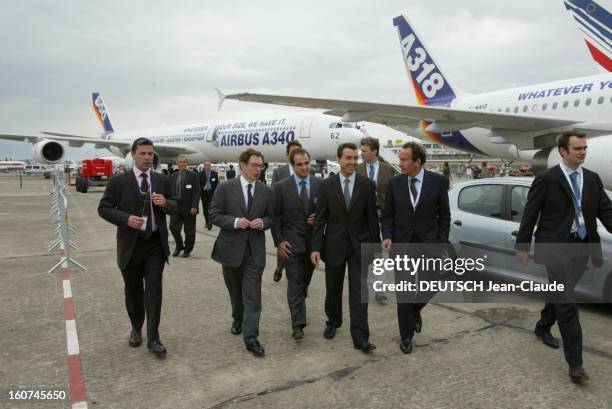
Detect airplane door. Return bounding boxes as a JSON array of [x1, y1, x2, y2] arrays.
[[206, 125, 218, 143], [300, 117, 314, 138]]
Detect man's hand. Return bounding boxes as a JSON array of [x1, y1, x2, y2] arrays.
[[190, 207, 198, 215], [249, 218, 264, 230], [382, 239, 392, 250], [151, 192, 166, 207], [310, 251, 321, 266], [516, 250, 530, 267], [236, 217, 250, 229], [127, 215, 145, 230], [278, 241, 293, 260], [306, 213, 316, 226]]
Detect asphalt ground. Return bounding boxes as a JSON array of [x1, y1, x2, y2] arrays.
[[1, 174, 612, 409]]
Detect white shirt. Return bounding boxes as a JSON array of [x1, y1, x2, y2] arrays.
[[407, 167, 425, 207], [560, 162, 584, 232], [132, 167, 157, 231], [234, 176, 257, 228], [365, 160, 380, 184], [339, 171, 356, 198]]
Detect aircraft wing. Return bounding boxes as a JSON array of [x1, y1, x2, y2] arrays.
[[225, 93, 612, 141], [0, 132, 200, 157]]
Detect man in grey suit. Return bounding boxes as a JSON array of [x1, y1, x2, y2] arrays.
[[357, 136, 396, 304], [210, 148, 274, 357], [272, 148, 320, 340], [168, 155, 200, 258], [271, 140, 303, 282], [98, 137, 178, 356]]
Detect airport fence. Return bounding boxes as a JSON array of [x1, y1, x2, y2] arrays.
[[48, 171, 87, 273]]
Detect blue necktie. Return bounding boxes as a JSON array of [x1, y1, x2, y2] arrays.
[[368, 164, 375, 181], [569, 171, 587, 239]]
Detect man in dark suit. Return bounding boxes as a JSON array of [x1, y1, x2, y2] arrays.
[[271, 140, 303, 282], [272, 148, 320, 340], [168, 155, 200, 258], [381, 142, 450, 354], [210, 148, 274, 357], [357, 136, 396, 304], [226, 164, 236, 180], [198, 160, 219, 230], [311, 142, 380, 353], [98, 137, 178, 356], [516, 131, 612, 382]]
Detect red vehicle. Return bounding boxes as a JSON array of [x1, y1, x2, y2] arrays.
[[75, 158, 114, 193]]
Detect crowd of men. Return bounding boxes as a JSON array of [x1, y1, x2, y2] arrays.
[[98, 132, 612, 383]]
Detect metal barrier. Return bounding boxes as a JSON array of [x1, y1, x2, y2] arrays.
[[48, 171, 87, 273]]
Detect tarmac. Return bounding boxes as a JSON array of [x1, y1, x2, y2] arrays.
[[1, 173, 612, 409]]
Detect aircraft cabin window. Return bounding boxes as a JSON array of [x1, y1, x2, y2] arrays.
[[598, 96, 604, 104], [329, 122, 339, 128], [563, 101, 569, 108], [513, 107, 519, 113], [585, 98, 592, 106], [531, 104, 538, 112], [522, 105, 528, 113], [574, 99, 580, 107], [542, 103, 548, 111], [505, 108, 510, 113], [552, 102, 558, 109]]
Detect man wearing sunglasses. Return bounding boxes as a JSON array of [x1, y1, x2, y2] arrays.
[[98, 138, 178, 357]]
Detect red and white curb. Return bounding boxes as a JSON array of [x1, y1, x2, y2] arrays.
[[59, 247, 88, 409]]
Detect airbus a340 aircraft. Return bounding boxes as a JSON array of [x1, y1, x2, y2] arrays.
[[0, 92, 364, 168], [226, 11, 612, 188]]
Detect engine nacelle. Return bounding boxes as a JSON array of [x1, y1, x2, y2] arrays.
[[32, 140, 64, 164], [531, 136, 612, 190]]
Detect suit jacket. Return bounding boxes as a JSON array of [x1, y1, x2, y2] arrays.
[[210, 178, 274, 269], [272, 175, 321, 254], [168, 170, 200, 214], [381, 170, 450, 243], [98, 170, 178, 270], [226, 168, 236, 180], [311, 173, 381, 267], [198, 169, 219, 195], [516, 165, 612, 265], [272, 164, 291, 184], [356, 160, 396, 209]]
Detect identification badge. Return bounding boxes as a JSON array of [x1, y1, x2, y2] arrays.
[[186, 184, 192, 189], [211, 178, 216, 182], [140, 216, 148, 231]]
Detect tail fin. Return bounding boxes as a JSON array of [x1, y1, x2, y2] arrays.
[[563, 0, 612, 72], [92, 92, 115, 134], [392, 15, 463, 106]]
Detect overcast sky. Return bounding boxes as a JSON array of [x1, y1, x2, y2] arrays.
[[0, 0, 606, 160]]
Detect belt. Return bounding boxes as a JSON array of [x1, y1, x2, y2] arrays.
[[138, 230, 160, 241], [567, 232, 586, 241]]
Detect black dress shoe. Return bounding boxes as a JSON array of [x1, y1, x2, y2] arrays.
[[147, 339, 167, 356], [569, 366, 589, 382], [273, 267, 283, 282], [292, 328, 304, 340], [129, 328, 142, 347], [172, 248, 183, 257], [535, 330, 560, 349], [246, 340, 265, 357], [323, 325, 336, 339], [354, 341, 376, 353], [207, 224, 212, 230], [181, 251, 191, 258], [399, 338, 413, 354], [230, 322, 242, 335], [415, 311, 422, 333]]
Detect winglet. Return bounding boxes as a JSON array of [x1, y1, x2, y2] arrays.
[[215, 88, 226, 111]]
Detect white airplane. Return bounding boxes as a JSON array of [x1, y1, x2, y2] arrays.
[[225, 14, 612, 188], [0, 92, 364, 169], [564, 0, 611, 72]]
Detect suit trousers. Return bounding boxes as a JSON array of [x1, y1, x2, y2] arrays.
[[536, 249, 588, 367], [324, 238, 369, 344], [222, 243, 263, 344], [120, 232, 164, 341], [284, 252, 315, 329], [170, 212, 196, 252], [201, 190, 214, 227]]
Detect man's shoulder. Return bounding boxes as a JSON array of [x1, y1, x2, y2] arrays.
[[356, 163, 366, 174]]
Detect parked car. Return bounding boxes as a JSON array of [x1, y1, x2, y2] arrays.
[[448, 177, 612, 302]]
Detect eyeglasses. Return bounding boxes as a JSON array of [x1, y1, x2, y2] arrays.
[[246, 163, 265, 169]]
